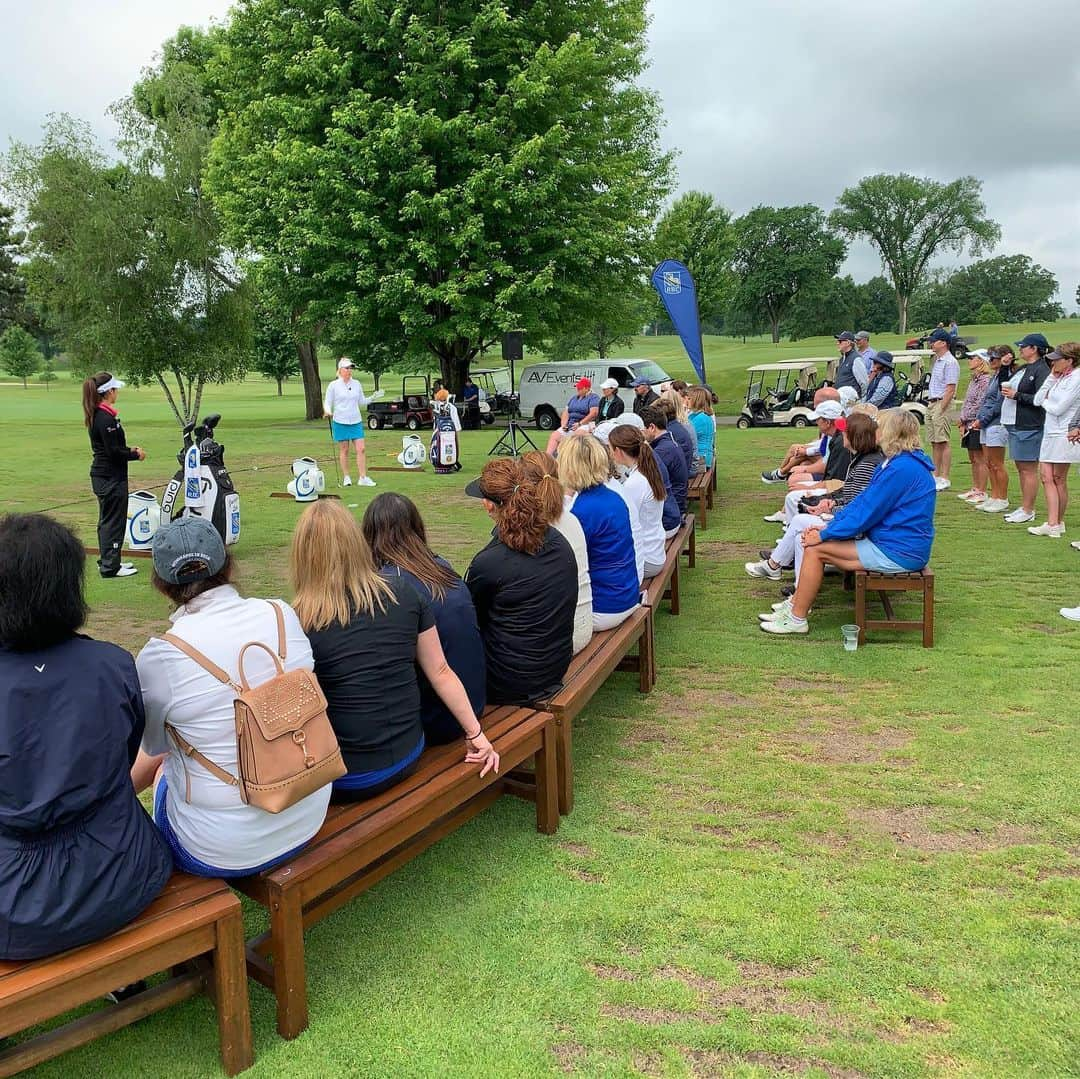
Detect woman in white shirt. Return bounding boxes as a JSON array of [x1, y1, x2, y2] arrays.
[[1031, 342, 1080, 537], [130, 516, 331, 876], [606, 424, 667, 579], [323, 357, 382, 487]]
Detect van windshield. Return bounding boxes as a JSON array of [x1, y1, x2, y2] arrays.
[[628, 361, 671, 384]]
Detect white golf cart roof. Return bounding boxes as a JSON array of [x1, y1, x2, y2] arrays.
[[890, 350, 932, 362], [746, 360, 829, 373]]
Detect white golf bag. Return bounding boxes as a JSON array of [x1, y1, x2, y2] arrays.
[[430, 399, 461, 474], [125, 490, 162, 552], [161, 414, 241, 545], [397, 435, 426, 470], [286, 457, 326, 502]]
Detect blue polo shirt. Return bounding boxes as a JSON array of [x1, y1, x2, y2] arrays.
[[566, 393, 600, 427], [569, 485, 640, 614]]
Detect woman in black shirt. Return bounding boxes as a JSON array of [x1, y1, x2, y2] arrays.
[[290, 500, 498, 801], [82, 372, 146, 579], [464, 459, 578, 705]]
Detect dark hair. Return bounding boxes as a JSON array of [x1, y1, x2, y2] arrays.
[[151, 557, 233, 609], [670, 379, 689, 393], [476, 459, 548, 554], [519, 451, 566, 525], [608, 425, 666, 501], [844, 412, 878, 456], [82, 372, 113, 427], [639, 405, 667, 430], [0, 514, 88, 651], [362, 492, 458, 601]]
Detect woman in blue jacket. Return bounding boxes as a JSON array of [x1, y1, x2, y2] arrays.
[[0, 514, 172, 960], [762, 409, 936, 635]]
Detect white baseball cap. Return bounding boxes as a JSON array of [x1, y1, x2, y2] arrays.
[[337, 357, 354, 369], [807, 400, 844, 421], [969, 348, 990, 360], [600, 377, 620, 390]]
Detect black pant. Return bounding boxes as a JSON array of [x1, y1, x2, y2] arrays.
[[91, 476, 127, 576]]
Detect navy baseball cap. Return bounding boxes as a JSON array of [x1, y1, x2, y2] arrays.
[[927, 328, 952, 343], [630, 376, 652, 388], [152, 515, 226, 585], [1015, 333, 1050, 350], [834, 331, 855, 342]]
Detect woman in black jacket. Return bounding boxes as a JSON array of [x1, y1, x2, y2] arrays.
[[0, 514, 172, 960], [597, 378, 626, 421], [83, 372, 146, 578]]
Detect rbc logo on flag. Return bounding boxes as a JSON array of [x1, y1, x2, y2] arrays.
[[663, 271, 682, 294]]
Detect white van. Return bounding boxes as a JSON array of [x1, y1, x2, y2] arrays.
[[517, 359, 673, 430]]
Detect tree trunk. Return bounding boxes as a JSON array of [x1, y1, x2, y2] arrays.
[[770, 318, 781, 344], [433, 337, 477, 396], [897, 291, 909, 335], [296, 339, 323, 420], [276, 377, 283, 396], [373, 371, 381, 390]]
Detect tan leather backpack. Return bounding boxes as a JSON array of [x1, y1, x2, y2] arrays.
[[159, 601, 345, 813]]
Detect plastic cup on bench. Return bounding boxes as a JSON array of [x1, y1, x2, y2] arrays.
[[840, 624, 860, 651]]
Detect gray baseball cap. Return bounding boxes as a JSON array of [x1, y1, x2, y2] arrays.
[[854, 330, 870, 341], [152, 515, 226, 585]]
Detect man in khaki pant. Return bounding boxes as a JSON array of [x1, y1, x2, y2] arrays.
[[925, 328, 960, 491]]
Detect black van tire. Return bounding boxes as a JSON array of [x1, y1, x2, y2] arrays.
[[535, 407, 560, 431]]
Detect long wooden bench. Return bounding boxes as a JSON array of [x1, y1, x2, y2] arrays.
[[233, 705, 558, 1039], [686, 464, 715, 530], [538, 605, 655, 818], [0, 874, 252, 1077]]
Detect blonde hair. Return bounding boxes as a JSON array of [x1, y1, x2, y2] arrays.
[[848, 402, 879, 418], [290, 500, 393, 631], [686, 386, 713, 415], [659, 387, 689, 425], [556, 433, 610, 492], [876, 408, 921, 457]]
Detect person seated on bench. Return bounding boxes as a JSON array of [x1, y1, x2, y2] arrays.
[[0, 514, 172, 960], [557, 435, 642, 631], [658, 389, 700, 475], [292, 500, 498, 799], [763, 399, 852, 526], [362, 492, 486, 745], [607, 424, 669, 579], [465, 459, 578, 705], [760, 387, 842, 484], [640, 406, 688, 529], [686, 386, 715, 469], [519, 451, 593, 655], [761, 409, 936, 635], [545, 378, 600, 457], [746, 412, 883, 583], [131, 516, 331, 875]]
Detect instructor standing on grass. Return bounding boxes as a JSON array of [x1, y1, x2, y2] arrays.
[[83, 371, 144, 579], [324, 357, 382, 488]]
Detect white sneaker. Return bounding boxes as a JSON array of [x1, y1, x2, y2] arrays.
[[342, 475, 352, 487], [1027, 522, 1065, 537], [965, 492, 988, 504], [760, 609, 808, 634], [763, 510, 787, 523], [109, 566, 138, 578], [934, 477, 951, 491], [956, 489, 977, 500], [1071, 541, 1080, 551], [358, 476, 377, 487], [1004, 509, 1035, 524], [978, 499, 1009, 513], [1061, 606, 1080, 622], [745, 559, 782, 580]]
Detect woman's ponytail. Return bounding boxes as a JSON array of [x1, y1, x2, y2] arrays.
[[82, 372, 111, 427], [476, 458, 549, 554], [608, 425, 666, 502], [518, 451, 565, 526]]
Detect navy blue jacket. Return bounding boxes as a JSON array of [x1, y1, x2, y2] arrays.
[[0, 636, 173, 960], [650, 431, 688, 515], [667, 419, 696, 473]]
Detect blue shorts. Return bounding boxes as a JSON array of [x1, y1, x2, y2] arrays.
[[153, 776, 310, 879], [981, 424, 1008, 448], [1007, 427, 1041, 462], [331, 420, 366, 442], [855, 538, 910, 574]]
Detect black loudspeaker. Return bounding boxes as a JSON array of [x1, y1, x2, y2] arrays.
[[501, 331, 523, 362]]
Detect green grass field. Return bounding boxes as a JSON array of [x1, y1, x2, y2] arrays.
[[2, 325, 1078, 1078]]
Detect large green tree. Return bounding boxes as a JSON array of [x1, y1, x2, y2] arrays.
[[852, 275, 898, 334], [4, 33, 250, 427], [783, 274, 858, 341], [0, 325, 41, 387], [652, 191, 733, 325], [830, 173, 1000, 334], [0, 203, 27, 334], [727, 205, 846, 344], [207, 0, 671, 398], [931, 254, 1061, 324]]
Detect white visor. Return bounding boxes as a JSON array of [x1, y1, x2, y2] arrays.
[[97, 376, 125, 394]]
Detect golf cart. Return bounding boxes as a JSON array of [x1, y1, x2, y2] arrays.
[[366, 375, 433, 430], [468, 367, 513, 424], [905, 331, 976, 358], [736, 361, 823, 429], [890, 354, 930, 424]]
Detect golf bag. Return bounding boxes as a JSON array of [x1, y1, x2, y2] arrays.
[[161, 413, 241, 545], [397, 435, 427, 470], [430, 400, 461, 474], [286, 457, 325, 502], [125, 490, 162, 552]]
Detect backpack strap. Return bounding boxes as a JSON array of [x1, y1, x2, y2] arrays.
[[158, 632, 237, 689], [266, 600, 287, 660]]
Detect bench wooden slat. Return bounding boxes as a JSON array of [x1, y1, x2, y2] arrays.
[[854, 568, 934, 647]]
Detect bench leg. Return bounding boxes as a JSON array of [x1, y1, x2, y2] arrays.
[[640, 610, 656, 692], [269, 887, 309, 1039], [854, 574, 867, 646], [556, 717, 574, 818], [536, 721, 559, 834], [669, 560, 680, 615], [878, 590, 896, 620], [699, 498, 707, 531], [213, 905, 254, 1075], [923, 577, 934, 648], [688, 526, 696, 569]]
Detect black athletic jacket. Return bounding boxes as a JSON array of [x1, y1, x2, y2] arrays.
[[89, 405, 138, 481]]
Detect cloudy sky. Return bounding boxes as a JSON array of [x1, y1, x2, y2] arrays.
[[3, 0, 1078, 307]]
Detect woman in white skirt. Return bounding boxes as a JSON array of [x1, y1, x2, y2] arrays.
[[1030, 343, 1080, 537]]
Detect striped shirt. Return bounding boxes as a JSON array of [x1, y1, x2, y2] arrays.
[[835, 451, 884, 508]]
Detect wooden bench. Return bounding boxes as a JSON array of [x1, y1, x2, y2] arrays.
[[854, 568, 935, 647], [686, 464, 715, 530], [233, 705, 558, 1039], [0, 875, 252, 1077], [644, 513, 695, 616], [539, 605, 655, 817]]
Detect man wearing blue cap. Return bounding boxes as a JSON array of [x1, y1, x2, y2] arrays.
[[832, 332, 868, 396], [925, 329, 960, 490]]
